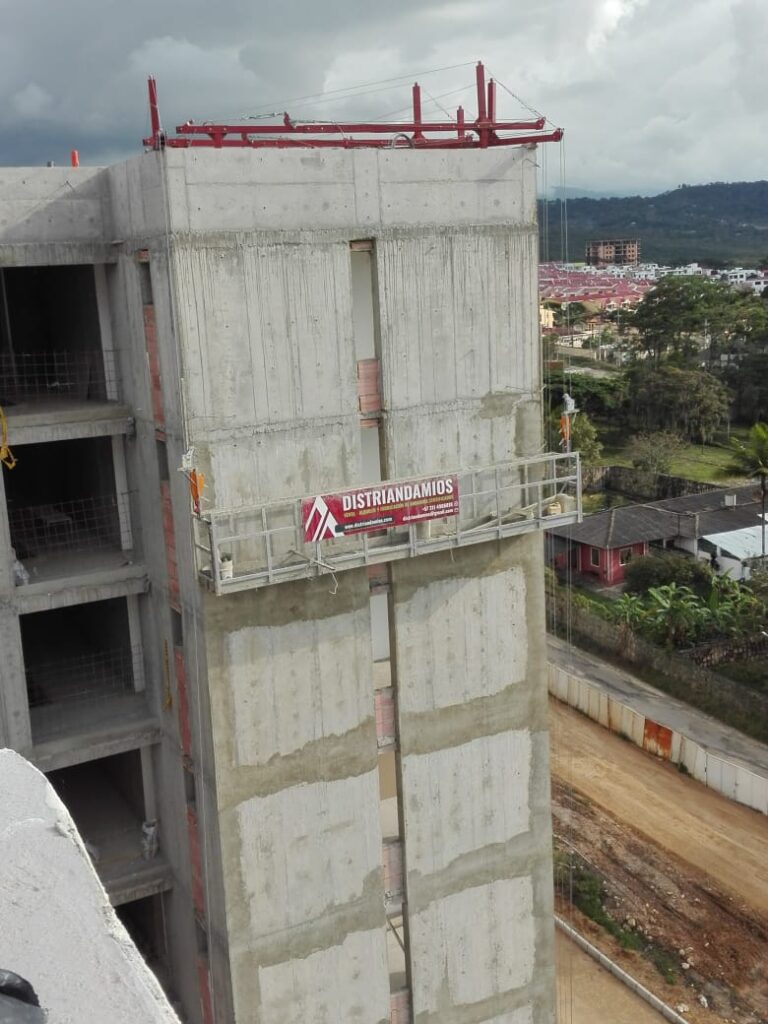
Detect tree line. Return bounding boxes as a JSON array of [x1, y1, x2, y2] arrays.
[[547, 276, 768, 460]]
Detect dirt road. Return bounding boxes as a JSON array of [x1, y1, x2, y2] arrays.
[[550, 698, 768, 917], [555, 930, 666, 1023]]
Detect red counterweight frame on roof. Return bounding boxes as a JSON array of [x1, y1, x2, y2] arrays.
[[142, 62, 562, 151]]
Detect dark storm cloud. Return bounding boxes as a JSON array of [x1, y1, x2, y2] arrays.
[[2, 0, 766, 191]]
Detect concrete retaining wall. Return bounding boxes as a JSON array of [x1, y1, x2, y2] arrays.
[[548, 663, 768, 816], [548, 595, 768, 742], [582, 465, 720, 501]]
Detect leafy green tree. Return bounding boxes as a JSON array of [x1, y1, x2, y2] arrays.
[[546, 410, 604, 464], [722, 351, 768, 424], [627, 431, 685, 475], [551, 301, 588, 327], [745, 565, 768, 604], [724, 422, 768, 558], [643, 584, 705, 647], [631, 276, 768, 366], [627, 366, 730, 444], [703, 575, 763, 638], [613, 572, 766, 648], [632, 278, 721, 365], [613, 592, 646, 653], [624, 553, 712, 598], [571, 413, 603, 465], [545, 369, 627, 419]]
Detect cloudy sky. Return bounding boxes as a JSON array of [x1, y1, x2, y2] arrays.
[[2, 0, 766, 193]]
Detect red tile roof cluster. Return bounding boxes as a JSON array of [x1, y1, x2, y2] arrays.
[[539, 263, 652, 307]]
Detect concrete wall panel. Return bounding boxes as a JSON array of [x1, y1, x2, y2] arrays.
[[107, 155, 166, 239], [377, 232, 538, 403], [172, 239, 361, 507], [0, 607, 32, 750], [0, 168, 111, 249], [226, 608, 373, 766], [392, 540, 552, 1021], [175, 241, 356, 431], [410, 877, 535, 1014], [236, 771, 382, 935], [202, 577, 389, 1020], [402, 730, 531, 875], [381, 407, 517, 479], [257, 928, 390, 1024], [206, 423, 359, 509], [186, 184, 356, 233], [395, 565, 528, 713], [376, 229, 539, 476], [163, 147, 534, 234]]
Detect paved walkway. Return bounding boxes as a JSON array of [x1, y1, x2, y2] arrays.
[[547, 635, 768, 780]]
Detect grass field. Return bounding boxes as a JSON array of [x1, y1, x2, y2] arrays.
[[581, 492, 634, 513], [597, 426, 751, 485]]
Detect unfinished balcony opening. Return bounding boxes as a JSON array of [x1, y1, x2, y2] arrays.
[[22, 598, 147, 745], [6, 436, 132, 583], [116, 896, 177, 1006], [47, 750, 170, 906], [0, 265, 118, 409]]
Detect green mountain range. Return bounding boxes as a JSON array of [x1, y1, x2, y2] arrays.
[[539, 181, 768, 266]]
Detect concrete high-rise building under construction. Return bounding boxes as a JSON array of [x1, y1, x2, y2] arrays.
[[0, 87, 580, 1024]]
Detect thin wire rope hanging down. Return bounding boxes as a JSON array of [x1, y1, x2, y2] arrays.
[[542, 142, 549, 263], [538, 122, 577, 1024], [560, 136, 569, 265]]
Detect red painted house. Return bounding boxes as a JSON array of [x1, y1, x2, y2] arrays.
[[575, 537, 648, 585], [547, 507, 677, 585], [547, 487, 768, 587]]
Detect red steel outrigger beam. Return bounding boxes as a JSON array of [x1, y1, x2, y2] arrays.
[[142, 62, 562, 151]]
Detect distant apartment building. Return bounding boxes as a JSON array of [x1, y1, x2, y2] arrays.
[[585, 238, 640, 267]]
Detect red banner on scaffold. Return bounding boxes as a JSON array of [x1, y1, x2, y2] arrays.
[[301, 475, 460, 542]]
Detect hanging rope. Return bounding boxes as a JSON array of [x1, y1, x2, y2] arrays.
[[0, 406, 17, 470]]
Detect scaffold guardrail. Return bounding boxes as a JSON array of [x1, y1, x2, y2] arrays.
[[194, 452, 581, 594]]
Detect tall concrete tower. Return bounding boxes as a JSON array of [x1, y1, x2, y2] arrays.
[[0, 114, 579, 1023]]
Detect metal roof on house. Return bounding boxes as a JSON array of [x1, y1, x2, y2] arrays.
[[703, 525, 766, 562], [548, 485, 764, 549], [548, 506, 679, 548]]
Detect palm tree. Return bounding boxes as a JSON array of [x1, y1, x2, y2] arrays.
[[645, 584, 704, 647], [726, 423, 768, 561]]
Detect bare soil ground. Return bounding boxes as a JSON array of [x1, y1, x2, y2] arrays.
[[550, 698, 768, 1024]]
